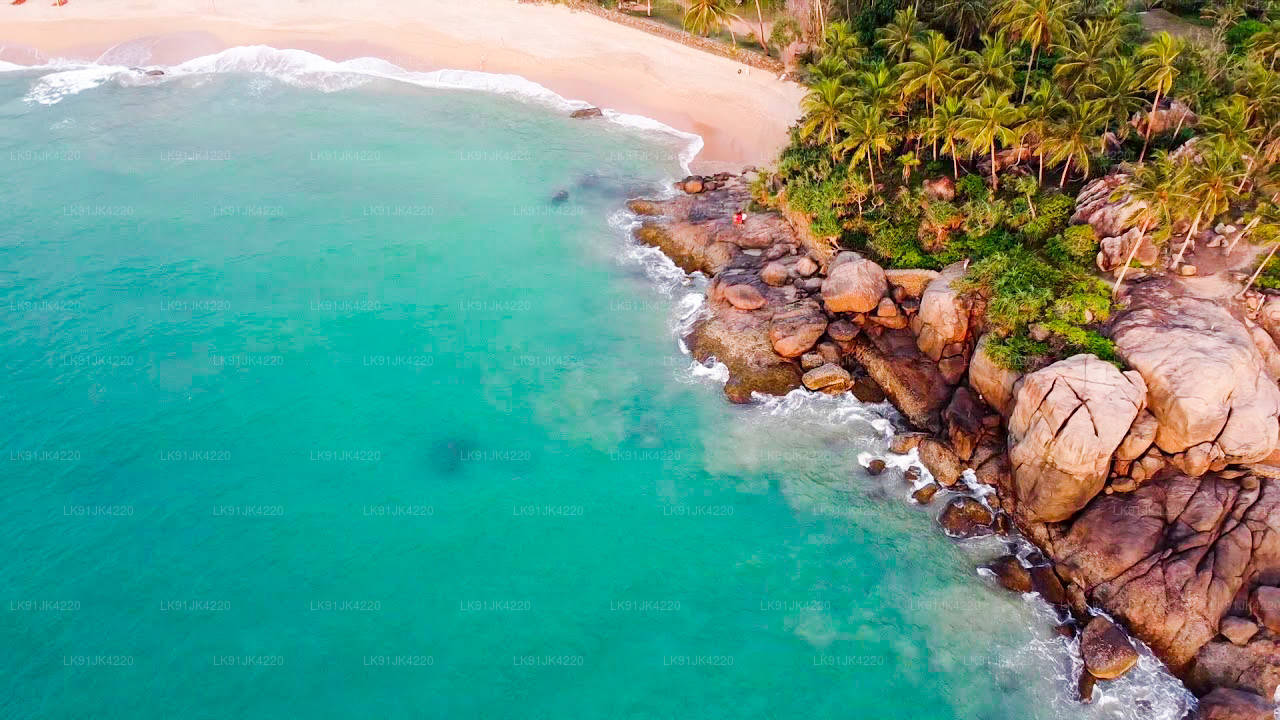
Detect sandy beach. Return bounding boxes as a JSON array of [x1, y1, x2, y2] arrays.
[[0, 0, 805, 172]]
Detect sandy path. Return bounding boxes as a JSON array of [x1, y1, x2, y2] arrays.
[[0, 0, 806, 173]]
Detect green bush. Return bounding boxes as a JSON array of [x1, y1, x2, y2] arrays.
[[983, 334, 1051, 372], [1226, 19, 1267, 53], [1045, 225, 1099, 266], [956, 174, 989, 202]]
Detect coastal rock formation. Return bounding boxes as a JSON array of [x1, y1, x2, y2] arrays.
[[1112, 293, 1280, 471], [1007, 354, 1147, 523], [1049, 471, 1280, 693], [848, 329, 952, 432], [1097, 227, 1158, 272], [1189, 636, 1280, 701]]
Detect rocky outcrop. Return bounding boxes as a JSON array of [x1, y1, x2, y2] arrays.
[[1072, 173, 1147, 239], [1112, 293, 1280, 472], [1007, 354, 1147, 523], [848, 329, 953, 432], [1050, 472, 1280, 689], [1097, 227, 1158, 273]]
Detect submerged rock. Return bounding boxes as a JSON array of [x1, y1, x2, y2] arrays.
[[570, 107, 604, 119], [938, 497, 994, 538]]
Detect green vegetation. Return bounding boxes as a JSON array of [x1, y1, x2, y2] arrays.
[[752, 0, 1280, 370]]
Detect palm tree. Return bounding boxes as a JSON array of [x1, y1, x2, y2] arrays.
[[799, 78, 855, 151], [838, 105, 897, 188], [1171, 141, 1243, 267], [958, 87, 1021, 190], [1082, 56, 1142, 141], [1111, 153, 1185, 295], [932, 95, 967, 177], [899, 31, 958, 118], [684, 0, 742, 41], [857, 62, 899, 108], [1021, 80, 1062, 184], [932, 0, 990, 48], [1053, 21, 1117, 90], [991, 0, 1078, 102], [1135, 31, 1185, 161], [807, 55, 854, 86], [957, 33, 1017, 98], [1201, 94, 1262, 190], [877, 6, 923, 62], [822, 21, 863, 65], [1046, 99, 1108, 187]]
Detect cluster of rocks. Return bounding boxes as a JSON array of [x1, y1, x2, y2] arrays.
[[629, 171, 1280, 718]]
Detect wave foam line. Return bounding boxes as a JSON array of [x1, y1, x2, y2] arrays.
[[9, 45, 704, 172]]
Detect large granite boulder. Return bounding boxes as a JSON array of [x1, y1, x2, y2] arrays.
[[1112, 294, 1280, 471], [1050, 472, 1280, 683], [821, 252, 887, 313], [1130, 99, 1197, 137], [768, 299, 828, 358], [687, 307, 801, 404], [968, 333, 1021, 419], [1007, 354, 1147, 522], [1189, 636, 1280, 702], [910, 261, 971, 362]]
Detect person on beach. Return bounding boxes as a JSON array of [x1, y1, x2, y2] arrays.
[[733, 211, 745, 225]]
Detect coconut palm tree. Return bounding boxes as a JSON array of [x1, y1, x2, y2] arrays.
[[822, 21, 863, 65], [991, 0, 1079, 102], [877, 6, 923, 62], [1201, 94, 1262, 190], [807, 54, 854, 86], [1082, 56, 1142, 140], [799, 78, 855, 150], [1111, 153, 1185, 295], [899, 31, 958, 118], [857, 62, 899, 108], [684, 0, 742, 41], [958, 87, 1021, 190], [957, 33, 1017, 97], [1135, 31, 1185, 161], [932, 95, 967, 177], [1170, 142, 1243, 267], [1046, 99, 1109, 187], [932, 0, 990, 48], [1053, 21, 1118, 90], [838, 105, 897, 188]]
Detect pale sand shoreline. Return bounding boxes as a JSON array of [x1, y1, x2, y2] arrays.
[[0, 0, 806, 173]]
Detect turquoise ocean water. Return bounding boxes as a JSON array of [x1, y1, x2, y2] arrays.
[[0, 52, 1190, 719]]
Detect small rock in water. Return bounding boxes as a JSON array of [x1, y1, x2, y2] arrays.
[[1054, 623, 1077, 639], [681, 176, 704, 194], [984, 555, 1032, 593], [1030, 565, 1068, 606], [570, 107, 603, 119], [551, 190, 570, 204], [1080, 616, 1139, 680], [911, 482, 939, 504], [866, 458, 887, 476], [849, 375, 885, 403], [938, 497, 994, 538], [146, 69, 165, 76], [1078, 669, 1097, 704], [904, 467, 922, 484]]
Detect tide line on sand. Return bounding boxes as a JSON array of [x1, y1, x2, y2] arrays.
[[4, 45, 705, 173]]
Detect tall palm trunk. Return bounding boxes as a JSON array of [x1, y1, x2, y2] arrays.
[[1113, 217, 1154, 297], [1226, 216, 1262, 255], [1021, 45, 1036, 103], [753, 0, 767, 53], [990, 145, 999, 190], [1171, 207, 1203, 267], [1139, 89, 1163, 162], [1038, 149, 1045, 184], [1240, 242, 1280, 297], [1059, 157, 1071, 187]]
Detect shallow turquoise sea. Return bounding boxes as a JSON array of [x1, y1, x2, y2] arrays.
[[0, 58, 1188, 719]]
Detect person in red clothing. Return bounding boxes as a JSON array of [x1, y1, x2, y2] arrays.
[[733, 211, 745, 225]]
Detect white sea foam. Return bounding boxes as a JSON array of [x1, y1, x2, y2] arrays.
[[13, 45, 704, 172]]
